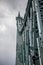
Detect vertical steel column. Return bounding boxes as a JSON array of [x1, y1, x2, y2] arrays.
[[32, 0, 40, 65], [35, 0, 43, 65], [32, 1, 36, 65], [29, 7, 33, 65], [36, 38, 42, 65], [35, 0, 42, 38]]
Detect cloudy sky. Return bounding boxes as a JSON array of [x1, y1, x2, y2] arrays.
[[0, 0, 27, 65]]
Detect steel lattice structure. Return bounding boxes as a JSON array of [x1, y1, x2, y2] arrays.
[[16, 0, 43, 65]]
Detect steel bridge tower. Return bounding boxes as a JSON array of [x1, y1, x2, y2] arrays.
[[16, 0, 43, 65]]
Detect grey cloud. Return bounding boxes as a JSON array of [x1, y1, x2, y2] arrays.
[[0, 13, 5, 18], [0, 26, 16, 65], [0, 7, 16, 65], [0, 0, 28, 16], [1, 0, 27, 8]]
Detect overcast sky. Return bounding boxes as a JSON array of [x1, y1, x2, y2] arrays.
[[0, 0, 27, 65]]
